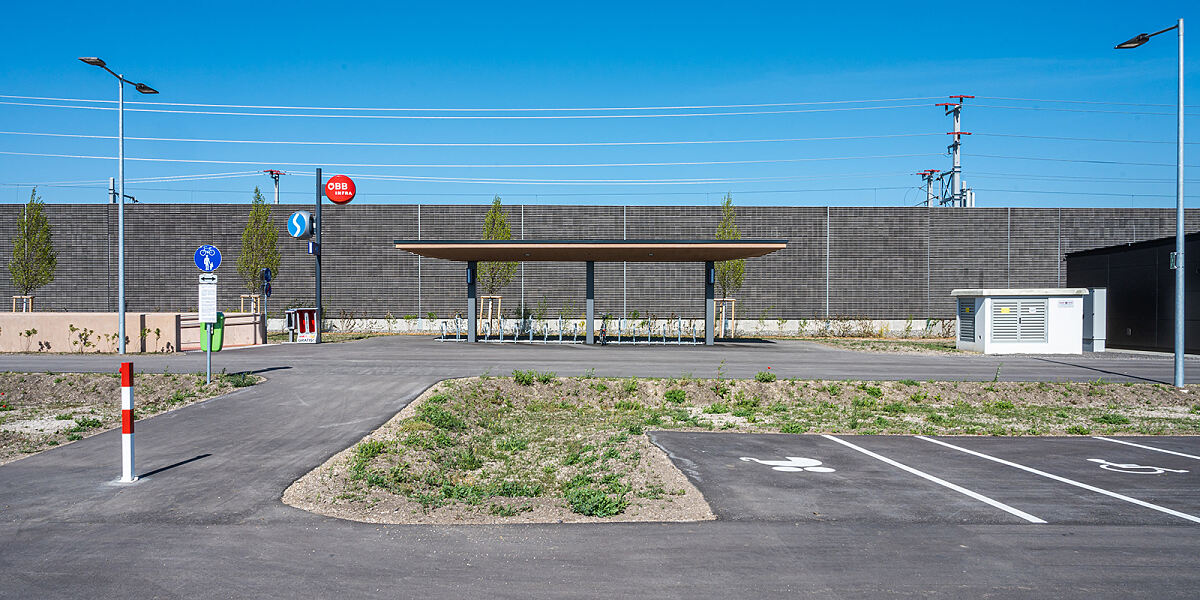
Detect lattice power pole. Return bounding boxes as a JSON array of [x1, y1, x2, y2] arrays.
[[263, 169, 285, 204], [935, 95, 973, 207]]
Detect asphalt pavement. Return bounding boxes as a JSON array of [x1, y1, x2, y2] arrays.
[[1, 336, 1198, 599]]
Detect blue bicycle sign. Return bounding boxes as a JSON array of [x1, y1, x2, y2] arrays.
[[194, 245, 222, 272]]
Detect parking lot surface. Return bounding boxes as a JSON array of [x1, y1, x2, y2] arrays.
[[651, 432, 1200, 526], [1, 336, 1199, 598]]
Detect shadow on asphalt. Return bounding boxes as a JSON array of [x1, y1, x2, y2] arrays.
[[139, 454, 212, 479], [1032, 357, 1165, 384], [248, 366, 292, 375]]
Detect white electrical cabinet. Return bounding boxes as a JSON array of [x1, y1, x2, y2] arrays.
[[951, 288, 1088, 354]]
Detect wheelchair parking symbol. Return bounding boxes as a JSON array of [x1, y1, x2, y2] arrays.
[[1087, 458, 1188, 475], [740, 456, 836, 473]]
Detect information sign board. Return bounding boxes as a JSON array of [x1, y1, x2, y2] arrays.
[[198, 283, 217, 324]]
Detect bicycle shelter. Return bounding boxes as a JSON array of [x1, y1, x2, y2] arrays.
[[393, 239, 787, 346]]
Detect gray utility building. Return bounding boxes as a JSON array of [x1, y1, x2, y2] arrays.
[[1066, 232, 1200, 353], [2, 203, 1198, 321]]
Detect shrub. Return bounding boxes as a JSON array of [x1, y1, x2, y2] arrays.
[[754, 370, 777, 383], [899, 379, 919, 387], [563, 475, 630, 517], [664, 389, 687, 404], [704, 403, 730, 414], [1066, 425, 1092, 435], [1094, 413, 1130, 425], [536, 371, 557, 384], [512, 370, 535, 386]]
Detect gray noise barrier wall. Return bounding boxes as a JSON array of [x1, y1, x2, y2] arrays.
[[1, 204, 1196, 321]]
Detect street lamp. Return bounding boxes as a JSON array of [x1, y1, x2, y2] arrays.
[[1115, 20, 1185, 387], [79, 57, 158, 355]]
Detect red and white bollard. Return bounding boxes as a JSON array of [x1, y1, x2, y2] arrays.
[[119, 362, 136, 482]]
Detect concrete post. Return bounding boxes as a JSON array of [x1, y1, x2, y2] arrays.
[[467, 261, 477, 343], [586, 261, 595, 344], [705, 261, 715, 346]]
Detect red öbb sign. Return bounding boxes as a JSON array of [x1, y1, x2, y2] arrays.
[[324, 175, 356, 204]]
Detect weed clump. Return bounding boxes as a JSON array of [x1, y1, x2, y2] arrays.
[[563, 474, 629, 517], [417, 404, 466, 431], [664, 389, 687, 404]]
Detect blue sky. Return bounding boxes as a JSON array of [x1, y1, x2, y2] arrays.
[[1, 0, 1197, 207]]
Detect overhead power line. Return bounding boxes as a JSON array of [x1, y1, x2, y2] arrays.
[[976, 96, 1200, 109], [0, 130, 941, 148], [0, 93, 946, 112], [976, 133, 1199, 145], [974, 153, 1200, 168], [0, 150, 943, 168], [7, 171, 262, 186], [974, 103, 1199, 117], [0, 100, 934, 119]]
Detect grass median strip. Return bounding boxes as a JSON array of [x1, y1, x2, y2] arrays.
[[284, 373, 1200, 525], [0, 370, 261, 464]]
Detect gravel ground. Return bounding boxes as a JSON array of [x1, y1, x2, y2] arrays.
[[0, 371, 259, 464]]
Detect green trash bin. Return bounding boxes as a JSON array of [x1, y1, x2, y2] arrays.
[[200, 311, 225, 352]]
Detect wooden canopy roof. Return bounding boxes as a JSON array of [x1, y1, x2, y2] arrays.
[[393, 239, 787, 262]]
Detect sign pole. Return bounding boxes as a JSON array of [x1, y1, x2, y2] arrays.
[[206, 324, 212, 384], [315, 168, 322, 344], [195, 245, 220, 380]]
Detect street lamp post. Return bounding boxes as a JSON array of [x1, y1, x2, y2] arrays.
[[1116, 19, 1185, 388], [79, 57, 158, 355]]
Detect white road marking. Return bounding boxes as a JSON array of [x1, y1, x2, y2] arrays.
[[739, 456, 836, 473], [1093, 436, 1200, 461], [1087, 458, 1188, 474], [917, 436, 1200, 525], [820, 435, 1046, 524]]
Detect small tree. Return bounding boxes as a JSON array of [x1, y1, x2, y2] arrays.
[[715, 193, 744, 299], [8, 187, 57, 298], [479, 196, 517, 295], [236, 187, 280, 293]]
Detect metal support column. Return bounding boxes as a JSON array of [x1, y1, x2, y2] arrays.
[[586, 261, 595, 344], [117, 77, 125, 354], [704, 261, 715, 346], [1175, 18, 1186, 388], [467, 261, 478, 343], [314, 168, 323, 343]]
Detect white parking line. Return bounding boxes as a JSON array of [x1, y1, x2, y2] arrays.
[[1093, 436, 1200, 461], [917, 436, 1200, 525], [820, 435, 1046, 524]]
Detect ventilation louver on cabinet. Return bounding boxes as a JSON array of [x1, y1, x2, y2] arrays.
[[958, 299, 975, 342], [991, 299, 1047, 343]]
